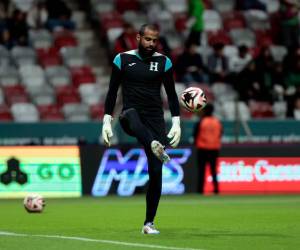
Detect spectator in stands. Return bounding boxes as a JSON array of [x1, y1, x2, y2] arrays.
[[285, 55, 300, 92], [45, 0, 75, 31], [175, 42, 207, 84], [236, 0, 266, 11], [285, 87, 300, 118], [7, 9, 29, 46], [0, 22, 10, 49], [26, 0, 48, 29], [229, 45, 252, 74], [193, 103, 222, 195], [271, 62, 287, 100], [9, 0, 36, 13], [283, 46, 300, 75], [207, 43, 229, 83], [115, 0, 140, 14], [255, 47, 286, 100], [186, 0, 204, 46], [238, 60, 270, 102], [279, 0, 300, 49], [0, 0, 9, 13], [114, 22, 171, 57], [157, 34, 171, 57], [147, 3, 162, 27], [0, 4, 11, 48], [114, 22, 137, 55], [255, 46, 275, 89], [284, 50, 300, 117], [293, 95, 300, 119], [155, 24, 171, 57]]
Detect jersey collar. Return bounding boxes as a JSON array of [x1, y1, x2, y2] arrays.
[[125, 49, 161, 60]]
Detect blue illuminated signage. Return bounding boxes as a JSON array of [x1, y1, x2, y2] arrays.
[[92, 148, 192, 196]]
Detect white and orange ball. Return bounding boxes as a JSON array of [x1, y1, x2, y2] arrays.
[[24, 193, 45, 213], [180, 87, 207, 112]]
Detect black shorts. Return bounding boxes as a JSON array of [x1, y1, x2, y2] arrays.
[[119, 108, 167, 145]]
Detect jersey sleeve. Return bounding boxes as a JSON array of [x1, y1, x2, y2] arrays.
[[163, 58, 180, 117], [113, 53, 122, 70], [104, 54, 122, 115], [164, 56, 172, 72]]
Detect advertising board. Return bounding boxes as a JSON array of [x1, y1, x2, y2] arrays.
[[0, 146, 82, 198], [80, 146, 195, 196], [204, 157, 300, 193]]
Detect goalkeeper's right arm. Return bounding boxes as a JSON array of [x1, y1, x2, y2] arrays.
[[102, 54, 122, 146]]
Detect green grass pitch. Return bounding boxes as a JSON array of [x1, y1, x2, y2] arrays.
[[0, 195, 299, 250]]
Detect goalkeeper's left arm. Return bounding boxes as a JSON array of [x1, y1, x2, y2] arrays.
[[163, 67, 181, 148]]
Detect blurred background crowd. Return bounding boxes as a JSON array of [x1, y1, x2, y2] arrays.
[[1, 0, 300, 122]]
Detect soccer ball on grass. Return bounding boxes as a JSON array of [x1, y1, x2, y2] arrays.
[[24, 193, 45, 213]]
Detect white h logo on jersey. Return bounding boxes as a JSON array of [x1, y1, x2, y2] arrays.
[[149, 62, 158, 71]]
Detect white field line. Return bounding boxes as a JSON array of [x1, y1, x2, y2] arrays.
[[0, 231, 204, 250]]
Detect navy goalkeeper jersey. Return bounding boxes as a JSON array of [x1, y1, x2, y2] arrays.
[[104, 49, 180, 118]]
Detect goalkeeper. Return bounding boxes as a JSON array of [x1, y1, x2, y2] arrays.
[[102, 24, 181, 234]]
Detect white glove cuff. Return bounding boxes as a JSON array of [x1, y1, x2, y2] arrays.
[[103, 114, 113, 124], [171, 116, 180, 125]]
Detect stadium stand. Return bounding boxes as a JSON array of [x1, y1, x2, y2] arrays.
[[0, 0, 300, 122]]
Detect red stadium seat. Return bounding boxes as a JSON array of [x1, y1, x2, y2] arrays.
[[73, 75, 96, 88], [6, 94, 29, 105], [207, 30, 232, 46], [56, 85, 78, 95], [70, 66, 93, 76], [3, 85, 26, 94], [41, 113, 64, 121], [255, 30, 273, 48], [248, 46, 261, 58], [54, 31, 77, 50], [175, 14, 188, 33], [3, 85, 29, 105], [36, 46, 59, 56], [56, 85, 80, 107], [222, 12, 246, 32], [70, 66, 95, 87], [37, 47, 62, 68], [115, 0, 140, 13], [99, 11, 124, 34], [55, 37, 77, 50], [38, 104, 60, 114], [90, 104, 104, 120], [38, 104, 64, 121], [99, 11, 122, 24], [0, 104, 13, 121], [203, 0, 213, 9], [249, 101, 274, 118], [56, 95, 80, 107]]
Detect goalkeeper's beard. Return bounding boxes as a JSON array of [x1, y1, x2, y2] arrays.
[[138, 44, 155, 58]]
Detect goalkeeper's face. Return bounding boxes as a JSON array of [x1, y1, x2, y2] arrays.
[[137, 28, 159, 57]]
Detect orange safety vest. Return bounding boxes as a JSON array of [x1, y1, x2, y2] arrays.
[[196, 116, 222, 150]]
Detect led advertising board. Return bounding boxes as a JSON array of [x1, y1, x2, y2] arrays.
[[204, 157, 300, 194], [91, 148, 192, 196], [0, 146, 82, 198]]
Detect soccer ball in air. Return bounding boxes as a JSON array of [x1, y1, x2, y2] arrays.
[[180, 87, 207, 112], [24, 193, 45, 213]]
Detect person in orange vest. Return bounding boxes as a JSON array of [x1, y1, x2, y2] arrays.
[[193, 103, 222, 194]]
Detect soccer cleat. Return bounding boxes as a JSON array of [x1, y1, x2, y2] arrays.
[[141, 222, 160, 234], [151, 140, 170, 163]]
